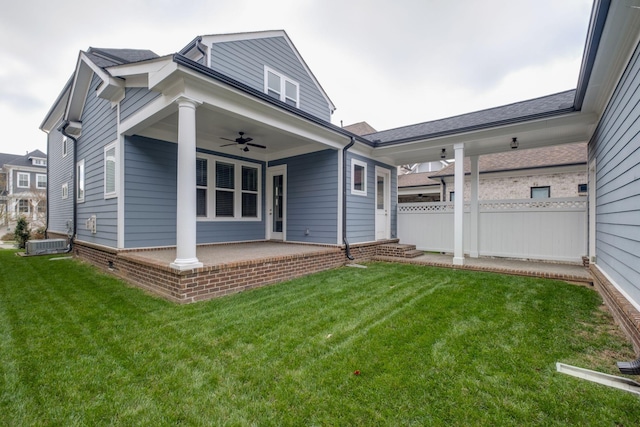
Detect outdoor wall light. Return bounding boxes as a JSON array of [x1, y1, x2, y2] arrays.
[[511, 137, 519, 149], [440, 148, 447, 159]]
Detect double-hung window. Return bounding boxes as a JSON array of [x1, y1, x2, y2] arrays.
[[264, 66, 299, 107], [36, 174, 47, 189], [17, 172, 29, 188], [196, 155, 261, 220], [104, 142, 117, 198]]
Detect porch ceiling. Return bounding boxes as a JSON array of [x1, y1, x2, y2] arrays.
[[371, 110, 596, 166]]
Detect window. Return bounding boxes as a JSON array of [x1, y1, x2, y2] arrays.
[[62, 137, 68, 157], [76, 160, 85, 202], [264, 66, 299, 107], [62, 182, 68, 199], [578, 183, 588, 194], [531, 186, 550, 199], [17, 172, 29, 188], [37, 201, 46, 213], [196, 155, 261, 220], [351, 159, 367, 196], [32, 158, 47, 166], [104, 142, 117, 198], [36, 174, 47, 189], [17, 200, 29, 214], [449, 191, 455, 202]]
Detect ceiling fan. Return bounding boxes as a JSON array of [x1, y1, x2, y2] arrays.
[[220, 132, 266, 152]]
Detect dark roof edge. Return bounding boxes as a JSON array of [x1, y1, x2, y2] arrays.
[[434, 161, 588, 178], [172, 54, 370, 146], [374, 106, 576, 147], [574, 0, 612, 110]]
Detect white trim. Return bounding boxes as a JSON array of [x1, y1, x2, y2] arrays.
[[104, 141, 117, 199], [351, 158, 367, 196], [36, 174, 47, 190], [374, 166, 391, 240], [195, 153, 262, 222], [17, 172, 29, 188], [264, 66, 299, 108], [76, 159, 85, 203]]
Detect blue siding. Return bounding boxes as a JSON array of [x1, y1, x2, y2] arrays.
[[124, 136, 177, 248], [346, 153, 397, 243], [76, 74, 118, 247], [47, 123, 74, 235], [209, 36, 332, 122], [270, 150, 339, 244], [121, 87, 160, 121], [590, 38, 640, 306]]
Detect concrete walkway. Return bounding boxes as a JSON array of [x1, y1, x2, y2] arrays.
[[374, 252, 592, 284]]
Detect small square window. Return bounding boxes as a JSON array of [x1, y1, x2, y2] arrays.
[[531, 186, 550, 199], [578, 183, 588, 194]]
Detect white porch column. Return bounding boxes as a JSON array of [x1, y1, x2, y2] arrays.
[[453, 143, 465, 266], [469, 155, 479, 258], [171, 97, 203, 270]]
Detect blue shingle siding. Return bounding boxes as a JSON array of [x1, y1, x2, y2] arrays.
[[47, 121, 74, 235], [76, 74, 118, 247], [590, 39, 640, 306], [209, 36, 331, 122], [270, 150, 339, 244], [121, 87, 161, 121], [346, 153, 397, 243], [124, 135, 177, 248]]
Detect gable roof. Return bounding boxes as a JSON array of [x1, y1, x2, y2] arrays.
[[85, 48, 159, 68], [367, 90, 576, 145], [0, 150, 47, 169], [431, 142, 587, 177]]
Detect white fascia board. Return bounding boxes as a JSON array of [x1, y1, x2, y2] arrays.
[[40, 75, 72, 132], [580, 0, 640, 117], [107, 55, 174, 89], [78, 52, 125, 102]]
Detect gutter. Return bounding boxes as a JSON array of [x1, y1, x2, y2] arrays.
[[342, 137, 356, 260], [58, 122, 77, 252]]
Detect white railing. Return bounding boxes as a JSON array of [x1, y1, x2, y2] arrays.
[[398, 197, 587, 263]]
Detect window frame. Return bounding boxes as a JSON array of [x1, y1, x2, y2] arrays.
[[17, 199, 29, 214], [530, 186, 550, 199], [36, 174, 47, 189], [62, 182, 68, 200], [62, 136, 68, 157], [351, 159, 367, 196], [264, 66, 300, 108], [578, 183, 588, 194], [104, 141, 117, 199], [196, 154, 262, 221], [76, 159, 85, 203], [17, 172, 30, 188]]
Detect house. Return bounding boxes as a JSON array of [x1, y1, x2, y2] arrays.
[[0, 150, 48, 230], [40, 1, 640, 349], [399, 142, 587, 202]]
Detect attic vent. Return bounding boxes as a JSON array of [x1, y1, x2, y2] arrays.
[[26, 239, 67, 255]]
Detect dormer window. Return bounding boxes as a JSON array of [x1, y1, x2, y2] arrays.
[[32, 158, 47, 166], [264, 66, 299, 107]]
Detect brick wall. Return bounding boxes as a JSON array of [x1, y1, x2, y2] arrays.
[[590, 265, 640, 354], [70, 240, 394, 303]]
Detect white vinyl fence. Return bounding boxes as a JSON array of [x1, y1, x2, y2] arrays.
[[398, 197, 587, 263]]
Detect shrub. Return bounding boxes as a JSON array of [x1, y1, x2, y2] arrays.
[[14, 216, 31, 249], [32, 227, 46, 240]]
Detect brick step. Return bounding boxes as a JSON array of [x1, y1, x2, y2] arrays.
[[376, 243, 422, 258]]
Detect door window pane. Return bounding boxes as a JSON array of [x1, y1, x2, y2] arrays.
[[377, 175, 384, 209]]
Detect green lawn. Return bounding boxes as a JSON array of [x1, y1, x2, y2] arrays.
[[0, 250, 638, 426]]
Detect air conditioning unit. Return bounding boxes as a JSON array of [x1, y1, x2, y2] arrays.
[[26, 239, 68, 255]]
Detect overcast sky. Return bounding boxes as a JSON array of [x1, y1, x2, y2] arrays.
[[0, 0, 593, 155]]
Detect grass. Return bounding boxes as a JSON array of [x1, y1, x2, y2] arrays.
[[0, 250, 638, 426]]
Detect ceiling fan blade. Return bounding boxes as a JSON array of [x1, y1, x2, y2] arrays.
[[220, 137, 236, 142], [247, 142, 266, 149], [220, 143, 237, 147]]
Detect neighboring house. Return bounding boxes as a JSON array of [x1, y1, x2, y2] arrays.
[[402, 143, 587, 202], [40, 1, 640, 349], [0, 150, 47, 230]]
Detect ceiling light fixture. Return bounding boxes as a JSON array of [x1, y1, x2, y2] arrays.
[[511, 137, 519, 149]]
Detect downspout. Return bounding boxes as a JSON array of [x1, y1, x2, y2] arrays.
[[196, 37, 207, 62], [59, 121, 77, 252], [342, 137, 356, 260], [441, 179, 446, 202]]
